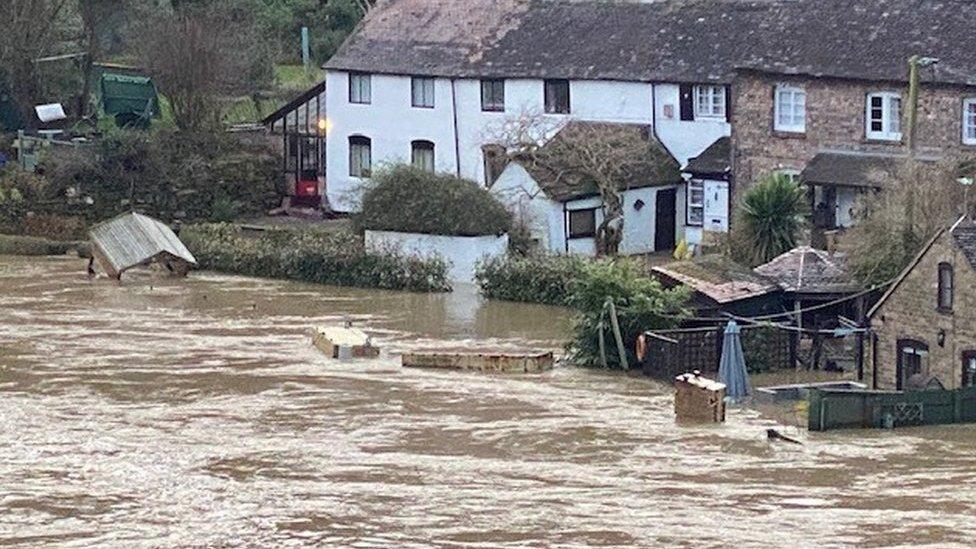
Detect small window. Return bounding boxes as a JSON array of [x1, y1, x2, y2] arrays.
[[962, 351, 976, 388], [348, 135, 371, 177], [774, 85, 806, 133], [481, 79, 505, 112], [544, 79, 571, 114], [411, 140, 435, 172], [482, 144, 507, 187], [777, 169, 802, 184], [568, 208, 596, 239], [349, 73, 371, 104], [938, 262, 954, 311], [964, 98, 976, 146], [693, 85, 726, 119], [866, 92, 902, 141], [687, 180, 704, 226], [411, 77, 435, 108]]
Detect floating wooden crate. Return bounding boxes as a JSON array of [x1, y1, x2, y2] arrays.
[[674, 372, 726, 423], [401, 350, 554, 373], [312, 326, 380, 359]]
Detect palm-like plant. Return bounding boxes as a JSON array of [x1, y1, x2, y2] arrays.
[[732, 173, 809, 266]]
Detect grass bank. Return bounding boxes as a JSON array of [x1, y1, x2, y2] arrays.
[[181, 223, 451, 293], [0, 234, 89, 257]]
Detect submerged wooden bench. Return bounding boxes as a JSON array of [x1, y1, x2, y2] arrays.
[[401, 350, 554, 373]]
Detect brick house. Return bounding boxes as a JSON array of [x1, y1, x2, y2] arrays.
[[730, 0, 976, 233], [866, 217, 976, 391]]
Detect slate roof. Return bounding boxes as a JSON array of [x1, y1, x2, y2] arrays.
[[951, 224, 976, 272], [800, 152, 902, 189], [326, 0, 976, 87], [515, 121, 682, 202], [89, 213, 197, 275], [754, 246, 860, 295], [653, 255, 780, 304], [683, 137, 731, 176]]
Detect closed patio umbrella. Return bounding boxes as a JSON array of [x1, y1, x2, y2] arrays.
[[719, 321, 751, 402]]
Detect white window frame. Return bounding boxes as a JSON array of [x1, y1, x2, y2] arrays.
[[693, 85, 726, 119], [411, 77, 435, 109], [964, 98, 976, 146], [774, 85, 806, 133], [349, 73, 371, 105], [687, 179, 704, 226], [866, 92, 902, 141]]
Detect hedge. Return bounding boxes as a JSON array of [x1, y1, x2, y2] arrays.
[[181, 223, 451, 293], [0, 234, 88, 256], [474, 253, 587, 306], [357, 165, 512, 237]]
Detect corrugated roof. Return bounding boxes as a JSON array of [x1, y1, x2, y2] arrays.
[[89, 213, 197, 275]]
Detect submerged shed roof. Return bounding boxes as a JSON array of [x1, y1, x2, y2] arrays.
[[754, 246, 860, 294], [653, 255, 780, 304], [89, 213, 197, 275]]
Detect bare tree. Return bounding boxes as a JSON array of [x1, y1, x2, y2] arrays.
[[0, 0, 74, 126], [496, 114, 676, 256], [135, 1, 274, 132]]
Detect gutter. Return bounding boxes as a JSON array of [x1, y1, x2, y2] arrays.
[[451, 78, 461, 177]]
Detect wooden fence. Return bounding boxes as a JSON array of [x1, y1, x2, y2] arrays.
[[808, 386, 976, 431], [641, 324, 794, 379]]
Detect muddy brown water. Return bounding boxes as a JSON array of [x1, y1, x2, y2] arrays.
[[2, 256, 976, 548]]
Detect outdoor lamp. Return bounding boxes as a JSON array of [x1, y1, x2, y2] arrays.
[[938, 329, 947, 347]]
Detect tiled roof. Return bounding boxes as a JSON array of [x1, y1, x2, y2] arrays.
[[800, 152, 903, 189], [515, 121, 682, 202], [754, 246, 861, 294], [683, 137, 731, 176], [326, 0, 976, 87], [653, 255, 780, 304], [951, 224, 976, 272]]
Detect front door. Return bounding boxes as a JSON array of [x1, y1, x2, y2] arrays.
[[962, 351, 976, 388], [655, 188, 677, 252], [896, 339, 929, 391]]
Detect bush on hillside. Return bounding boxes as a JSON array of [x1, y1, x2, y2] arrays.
[[39, 129, 280, 224], [475, 253, 587, 306], [357, 165, 512, 237], [181, 223, 451, 293]]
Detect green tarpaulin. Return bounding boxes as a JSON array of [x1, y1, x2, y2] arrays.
[[100, 72, 159, 127]]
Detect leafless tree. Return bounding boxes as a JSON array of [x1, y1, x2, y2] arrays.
[[494, 113, 673, 256], [135, 1, 274, 132]]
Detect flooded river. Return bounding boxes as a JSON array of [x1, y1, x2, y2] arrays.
[[2, 256, 976, 548]]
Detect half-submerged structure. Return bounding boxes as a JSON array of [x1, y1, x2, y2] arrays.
[[89, 212, 197, 279]]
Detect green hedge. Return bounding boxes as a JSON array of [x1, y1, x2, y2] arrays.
[[181, 223, 451, 293], [475, 253, 587, 306], [0, 234, 88, 256], [357, 165, 512, 237]]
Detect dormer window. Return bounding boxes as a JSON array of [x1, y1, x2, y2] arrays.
[[693, 85, 726, 119], [866, 92, 902, 141]]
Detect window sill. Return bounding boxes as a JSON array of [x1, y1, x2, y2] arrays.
[[773, 130, 806, 139], [937, 307, 954, 315], [864, 136, 903, 145]]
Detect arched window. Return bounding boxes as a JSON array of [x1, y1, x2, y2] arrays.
[[411, 140, 435, 172], [349, 135, 371, 177], [938, 262, 954, 311]]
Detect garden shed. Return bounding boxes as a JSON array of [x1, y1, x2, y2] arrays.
[[89, 212, 197, 279], [99, 72, 160, 128]]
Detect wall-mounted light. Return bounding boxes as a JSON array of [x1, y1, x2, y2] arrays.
[[317, 117, 332, 135], [634, 199, 645, 211], [938, 329, 947, 347]]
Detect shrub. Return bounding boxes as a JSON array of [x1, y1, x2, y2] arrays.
[[566, 258, 688, 370], [40, 129, 280, 224], [357, 165, 512, 236], [729, 173, 808, 266], [475, 253, 587, 306], [181, 223, 451, 293], [0, 234, 85, 256]]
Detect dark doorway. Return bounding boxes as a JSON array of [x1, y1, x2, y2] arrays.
[[655, 188, 677, 252], [896, 339, 929, 391]]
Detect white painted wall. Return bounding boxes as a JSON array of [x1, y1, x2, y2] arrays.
[[324, 71, 731, 213], [492, 162, 681, 257], [364, 230, 509, 283]]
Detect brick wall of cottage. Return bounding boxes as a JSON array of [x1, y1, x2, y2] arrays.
[[731, 71, 976, 190], [868, 231, 976, 390]]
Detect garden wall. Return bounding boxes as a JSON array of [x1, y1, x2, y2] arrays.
[[365, 230, 508, 284]]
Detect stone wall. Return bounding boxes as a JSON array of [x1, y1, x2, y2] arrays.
[[869, 231, 976, 390], [731, 71, 976, 191]]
